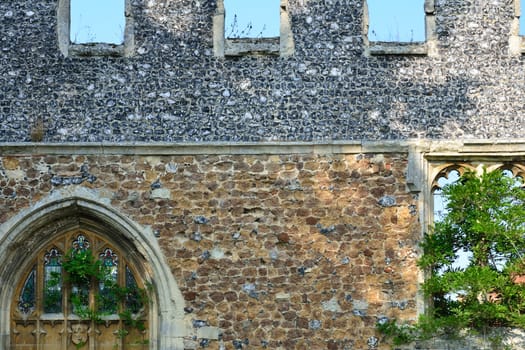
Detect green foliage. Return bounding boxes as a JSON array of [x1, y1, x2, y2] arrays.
[[115, 328, 129, 339], [377, 314, 464, 346], [379, 169, 525, 347], [63, 249, 105, 286], [70, 286, 95, 321], [61, 248, 150, 342], [421, 170, 525, 273], [377, 319, 418, 345], [75, 341, 86, 349], [120, 309, 147, 332]]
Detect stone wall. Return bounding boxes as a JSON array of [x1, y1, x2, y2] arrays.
[[1, 0, 525, 142], [3, 0, 525, 348], [0, 144, 420, 349]]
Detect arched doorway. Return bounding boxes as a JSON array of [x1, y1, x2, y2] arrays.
[[11, 229, 148, 349], [0, 188, 189, 350]]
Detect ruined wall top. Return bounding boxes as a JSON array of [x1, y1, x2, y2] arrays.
[[1, 0, 524, 143]]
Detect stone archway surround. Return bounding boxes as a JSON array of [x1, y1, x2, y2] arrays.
[[0, 186, 190, 350]]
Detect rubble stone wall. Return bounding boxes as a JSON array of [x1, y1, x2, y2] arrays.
[[0, 145, 420, 349]]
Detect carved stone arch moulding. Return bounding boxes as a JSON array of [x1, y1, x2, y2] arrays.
[[430, 163, 474, 193], [0, 186, 191, 350], [428, 161, 525, 212], [487, 163, 525, 182], [430, 162, 525, 192]]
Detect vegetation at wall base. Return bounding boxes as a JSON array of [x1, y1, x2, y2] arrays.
[[378, 169, 525, 348]]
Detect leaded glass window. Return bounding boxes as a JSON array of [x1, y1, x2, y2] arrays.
[[11, 230, 148, 349], [43, 247, 63, 313], [99, 248, 119, 314], [125, 266, 144, 313], [18, 267, 36, 316]]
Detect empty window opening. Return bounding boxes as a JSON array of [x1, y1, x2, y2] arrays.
[[70, 0, 125, 44], [213, 0, 294, 57], [367, 0, 425, 42], [432, 168, 472, 277], [432, 166, 525, 280], [433, 169, 460, 223], [224, 0, 280, 38]]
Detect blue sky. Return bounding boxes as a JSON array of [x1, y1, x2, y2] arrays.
[[367, 0, 425, 42], [70, 0, 125, 44], [70, 0, 284, 43], [69, 1, 425, 43], [70, 1, 525, 43], [224, 0, 280, 38]]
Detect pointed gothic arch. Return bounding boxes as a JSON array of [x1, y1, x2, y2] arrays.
[[0, 187, 189, 349]]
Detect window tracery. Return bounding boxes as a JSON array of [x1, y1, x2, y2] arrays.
[[431, 163, 524, 222], [11, 230, 148, 349]]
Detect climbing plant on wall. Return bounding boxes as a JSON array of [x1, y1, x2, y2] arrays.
[[61, 247, 149, 327]]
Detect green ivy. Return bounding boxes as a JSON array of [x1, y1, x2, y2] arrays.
[[60, 248, 150, 347], [379, 169, 525, 348], [62, 249, 105, 286]]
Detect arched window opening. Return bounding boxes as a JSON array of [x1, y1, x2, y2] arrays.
[[11, 230, 149, 350], [498, 165, 525, 188], [432, 167, 460, 222], [432, 167, 471, 276], [429, 164, 525, 299], [432, 166, 525, 274]]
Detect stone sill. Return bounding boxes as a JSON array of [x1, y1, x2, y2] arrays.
[[225, 37, 280, 56], [68, 43, 126, 58], [368, 41, 428, 55]]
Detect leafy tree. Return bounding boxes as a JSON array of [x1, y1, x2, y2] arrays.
[[379, 169, 525, 346]]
